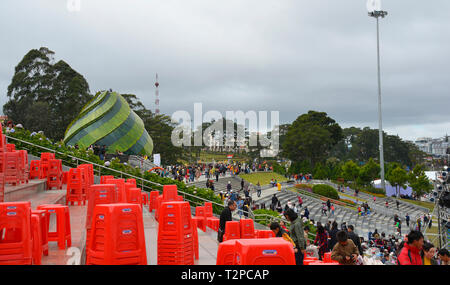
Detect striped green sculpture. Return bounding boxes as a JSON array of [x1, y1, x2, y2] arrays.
[[64, 91, 153, 156]]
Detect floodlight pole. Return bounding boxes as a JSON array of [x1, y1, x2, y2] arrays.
[[369, 10, 388, 195]]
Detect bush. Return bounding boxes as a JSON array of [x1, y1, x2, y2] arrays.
[[253, 209, 282, 226], [312, 184, 340, 200]]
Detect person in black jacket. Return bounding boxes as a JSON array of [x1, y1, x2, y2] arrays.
[[218, 200, 237, 243], [328, 221, 339, 251], [347, 225, 363, 255]]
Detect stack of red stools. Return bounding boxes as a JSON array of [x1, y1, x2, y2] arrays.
[[126, 178, 137, 187], [223, 221, 240, 241], [86, 203, 147, 265], [149, 190, 159, 212], [216, 240, 238, 265], [0, 130, 5, 202], [46, 159, 63, 190], [0, 202, 34, 264], [141, 192, 149, 206], [66, 168, 86, 206], [239, 219, 256, 239], [126, 187, 143, 205], [39, 153, 55, 179], [157, 201, 195, 265], [18, 150, 29, 184], [194, 206, 207, 232], [233, 238, 296, 265], [100, 175, 114, 184], [105, 178, 127, 203], [78, 164, 94, 197], [85, 184, 119, 260], [204, 202, 219, 231], [29, 160, 40, 180], [62, 171, 68, 185], [6, 144, 15, 152], [4, 151, 20, 186]]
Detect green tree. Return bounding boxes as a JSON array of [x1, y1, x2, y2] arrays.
[[313, 163, 327, 180], [408, 164, 433, 197], [386, 166, 408, 198], [4, 47, 92, 140], [341, 160, 360, 184], [357, 158, 380, 186], [283, 111, 342, 167]]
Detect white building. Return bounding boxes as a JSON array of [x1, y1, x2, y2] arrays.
[[414, 135, 449, 157]]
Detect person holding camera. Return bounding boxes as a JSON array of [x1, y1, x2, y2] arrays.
[[331, 230, 359, 265]]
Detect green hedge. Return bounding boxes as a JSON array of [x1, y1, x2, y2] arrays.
[[312, 184, 340, 200]]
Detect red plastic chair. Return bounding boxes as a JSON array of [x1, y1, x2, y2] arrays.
[[239, 219, 256, 239], [29, 160, 40, 180], [223, 221, 240, 241], [216, 240, 238, 265], [0, 202, 33, 265], [86, 203, 147, 265], [37, 204, 71, 250], [157, 201, 194, 265], [234, 238, 296, 265]]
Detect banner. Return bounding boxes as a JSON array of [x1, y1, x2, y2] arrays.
[[154, 153, 161, 167]]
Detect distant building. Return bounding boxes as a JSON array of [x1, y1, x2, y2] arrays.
[[414, 135, 450, 157]]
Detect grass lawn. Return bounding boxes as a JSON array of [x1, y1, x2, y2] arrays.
[[239, 172, 287, 186], [399, 198, 435, 212]]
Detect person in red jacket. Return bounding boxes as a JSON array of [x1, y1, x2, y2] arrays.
[[397, 231, 424, 265]]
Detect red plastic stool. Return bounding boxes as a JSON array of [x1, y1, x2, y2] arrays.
[[191, 217, 199, 260], [37, 204, 71, 250]]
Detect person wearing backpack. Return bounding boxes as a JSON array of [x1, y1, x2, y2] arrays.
[[397, 231, 424, 265]]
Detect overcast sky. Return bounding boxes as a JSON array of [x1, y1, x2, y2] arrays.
[[0, 0, 449, 141]]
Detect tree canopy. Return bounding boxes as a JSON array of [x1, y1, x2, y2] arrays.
[[3, 47, 92, 140], [282, 111, 343, 166]]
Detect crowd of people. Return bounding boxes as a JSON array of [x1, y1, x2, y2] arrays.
[[219, 194, 449, 265]]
